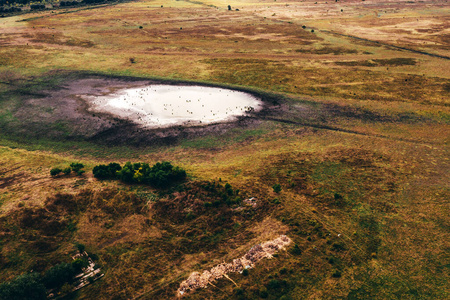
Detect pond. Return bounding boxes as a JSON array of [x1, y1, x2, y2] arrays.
[[86, 85, 263, 128]]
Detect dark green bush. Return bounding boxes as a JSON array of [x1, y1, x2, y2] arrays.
[[118, 162, 135, 183], [332, 270, 342, 278], [30, 4, 45, 10], [75, 242, 85, 253], [108, 162, 122, 175], [70, 163, 84, 173], [71, 258, 88, 273], [93, 163, 121, 180], [63, 167, 71, 175], [334, 193, 343, 200], [267, 279, 281, 290], [50, 168, 62, 176], [272, 184, 282, 193], [332, 242, 346, 251], [43, 263, 76, 289]]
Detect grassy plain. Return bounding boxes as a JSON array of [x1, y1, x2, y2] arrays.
[[0, 0, 449, 299]]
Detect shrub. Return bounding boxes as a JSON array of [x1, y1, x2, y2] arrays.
[[93, 164, 110, 179], [334, 193, 343, 200], [60, 1, 79, 6], [43, 263, 76, 289], [108, 163, 122, 174], [242, 268, 249, 276], [332, 242, 346, 251], [259, 287, 268, 298], [60, 282, 73, 294], [291, 244, 302, 255], [267, 279, 281, 290], [272, 184, 282, 193], [30, 4, 45, 10], [70, 163, 84, 173], [50, 168, 62, 176], [71, 258, 88, 273], [63, 167, 72, 175], [332, 270, 342, 278], [118, 162, 134, 183], [75, 243, 85, 253], [225, 183, 233, 195]]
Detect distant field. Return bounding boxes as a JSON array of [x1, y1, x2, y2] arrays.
[[0, 1, 449, 299]]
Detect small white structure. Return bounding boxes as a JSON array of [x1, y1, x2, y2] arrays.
[[71, 251, 104, 291]]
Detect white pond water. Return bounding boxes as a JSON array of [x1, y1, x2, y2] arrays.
[[86, 85, 263, 128]]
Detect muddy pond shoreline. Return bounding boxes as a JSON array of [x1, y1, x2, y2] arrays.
[[1, 72, 286, 147]]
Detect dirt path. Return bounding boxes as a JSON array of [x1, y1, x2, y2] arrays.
[[321, 30, 450, 60]]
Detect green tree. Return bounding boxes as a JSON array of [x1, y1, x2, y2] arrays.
[[75, 242, 85, 253], [0, 273, 46, 300], [118, 162, 134, 183], [43, 263, 76, 289], [107, 162, 122, 177], [71, 258, 88, 273]]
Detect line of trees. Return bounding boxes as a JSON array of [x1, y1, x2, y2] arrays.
[[93, 161, 187, 188]]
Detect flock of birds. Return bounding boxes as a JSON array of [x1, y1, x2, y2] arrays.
[[88, 85, 260, 128]]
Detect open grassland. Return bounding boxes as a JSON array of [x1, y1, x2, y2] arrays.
[[0, 0, 449, 299]]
